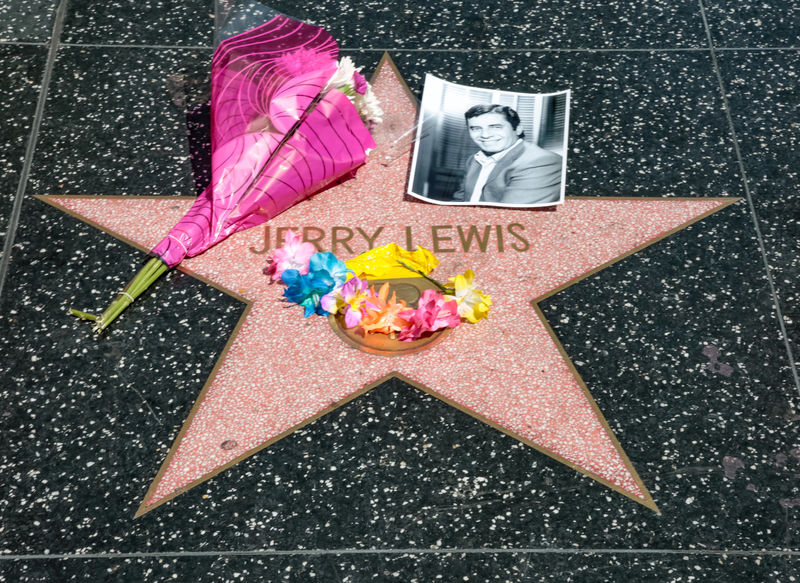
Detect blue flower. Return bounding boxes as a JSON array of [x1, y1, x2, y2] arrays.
[[281, 253, 352, 317], [281, 268, 335, 317], [308, 252, 351, 288]]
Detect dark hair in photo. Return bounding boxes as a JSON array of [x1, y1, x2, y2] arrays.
[[464, 104, 523, 138]]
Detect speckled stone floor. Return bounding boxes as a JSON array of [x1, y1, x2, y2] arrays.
[[1, 1, 798, 582]]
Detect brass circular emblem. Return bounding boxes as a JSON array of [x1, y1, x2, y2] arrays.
[[328, 277, 452, 356]]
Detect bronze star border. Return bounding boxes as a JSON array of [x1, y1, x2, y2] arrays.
[[36, 54, 740, 517]]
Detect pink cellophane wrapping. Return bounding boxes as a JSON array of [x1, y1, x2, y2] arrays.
[[151, 15, 376, 267]]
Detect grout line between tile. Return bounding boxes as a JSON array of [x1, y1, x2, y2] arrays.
[[0, 40, 49, 46], [342, 46, 717, 53], [59, 42, 214, 50], [5, 41, 798, 53], [1, 548, 798, 560], [714, 46, 800, 51], [519, 552, 533, 578], [0, 0, 69, 300], [213, 0, 219, 48], [60, 44, 709, 52], [697, 0, 800, 395]]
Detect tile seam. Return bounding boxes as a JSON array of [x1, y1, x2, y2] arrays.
[[6, 42, 795, 53], [59, 42, 214, 50], [0, 40, 48, 46], [47, 43, 800, 52], [54, 44, 720, 52], [1, 548, 798, 560]]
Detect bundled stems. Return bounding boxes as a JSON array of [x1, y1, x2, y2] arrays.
[[70, 256, 169, 333]]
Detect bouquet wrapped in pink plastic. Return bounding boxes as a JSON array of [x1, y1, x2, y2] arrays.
[[71, 12, 381, 331]]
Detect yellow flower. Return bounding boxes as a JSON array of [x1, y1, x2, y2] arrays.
[[444, 269, 491, 323], [345, 244, 438, 279]]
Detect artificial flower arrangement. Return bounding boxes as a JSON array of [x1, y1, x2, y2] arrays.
[[265, 230, 492, 342], [70, 15, 382, 332]]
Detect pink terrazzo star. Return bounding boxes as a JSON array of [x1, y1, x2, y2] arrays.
[[40, 55, 737, 516]]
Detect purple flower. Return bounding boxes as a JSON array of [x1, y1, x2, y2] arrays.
[[353, 71, 368, 95]]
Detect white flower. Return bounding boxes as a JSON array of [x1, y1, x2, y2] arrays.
[[354, 88, 384, 125], [327, 56, 358, 91], [325, 57, 383, 127]]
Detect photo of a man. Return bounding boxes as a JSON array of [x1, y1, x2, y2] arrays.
[[408, 75, 569, 208], [452, 104, 563, 205]]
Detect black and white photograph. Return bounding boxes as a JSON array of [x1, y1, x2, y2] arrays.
[[408, 74, 570, 207]]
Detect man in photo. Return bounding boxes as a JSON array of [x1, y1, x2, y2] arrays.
[[453, 104, 563, 205]]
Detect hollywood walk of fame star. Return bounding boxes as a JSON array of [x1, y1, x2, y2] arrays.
[[38, 55, 738, 517]]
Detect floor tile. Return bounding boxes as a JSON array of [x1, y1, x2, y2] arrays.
[[704, 1, 800, 48], [27, 46, 211, 198], [0, 45, 46, 244], [4, 556, 259, 582], [269, 0, 708, 50], [537, 200, 800, 549], [0, 0, 57, 43], [341, 553, 796, 582], [716, 50, 800, 367], [2, 204, 798, 561], [521, 553, 797, 582], [350, 49, 743, 198], [27, 48, 746, 201], [2, 0, 799, 580], [0, 199, 244, 554], [61, 0, 214, 47], [0, 553, 529, 582], [2, 553, 797, 582], [750, 195, 800, 368]]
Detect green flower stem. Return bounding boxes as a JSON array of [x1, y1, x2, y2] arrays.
[[68, 309, 98, 321], [70, 256, 169, 333], [395, 260, 453, 294], [101, 257, 168, 331]]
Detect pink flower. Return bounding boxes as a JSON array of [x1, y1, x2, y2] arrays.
[[341, 277, 373, 327], [398, 289, 461, 342], [264, 230, 316, 281], [320, 276, 374, 327]]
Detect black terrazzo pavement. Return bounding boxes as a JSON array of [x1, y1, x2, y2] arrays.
[[1, 0, 798, 581], [704, 0, 800, 48], [4, 553, 796, 582], [0, 45, 45, 245], [269, 0, 711, 50], [61, 0, 214, 47], [28, 47, 211, 197], [716, 50, 800, 372], [0, 0, 58, 43]]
